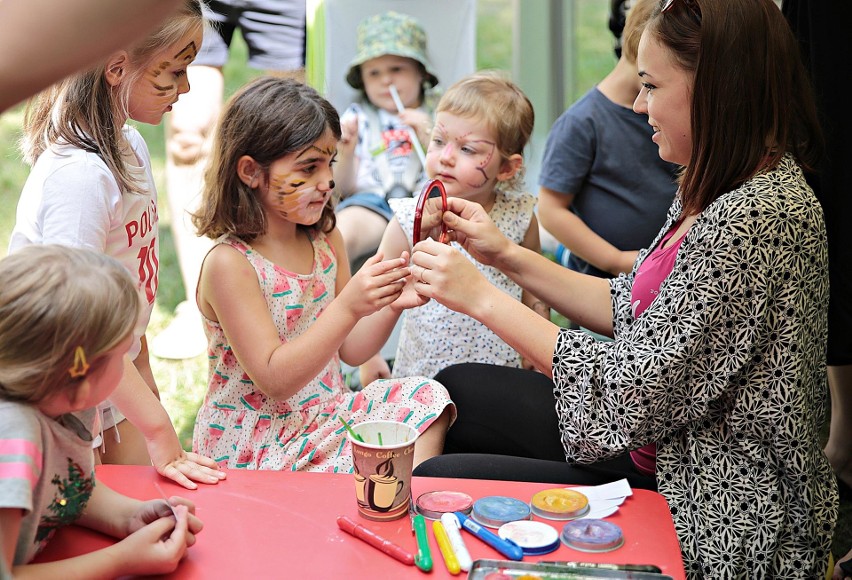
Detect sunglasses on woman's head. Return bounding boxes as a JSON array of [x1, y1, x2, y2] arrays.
[[661, 0, 701, 23]]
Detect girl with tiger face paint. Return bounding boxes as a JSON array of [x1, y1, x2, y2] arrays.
[[13, 0, 226, 490], [189, 76, 455, 472], [127, 34, 201, 125], [259, 138, 338, 227]]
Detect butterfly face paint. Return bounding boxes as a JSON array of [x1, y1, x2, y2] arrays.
[[127, 28, 202, 125], [426, 112, 503, 201], [261, 135, 339, 227]]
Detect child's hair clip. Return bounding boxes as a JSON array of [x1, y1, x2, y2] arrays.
[[69, 346, 90, 379]]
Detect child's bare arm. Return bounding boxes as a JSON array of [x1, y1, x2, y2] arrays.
[[109, 358, 225, 489], [340, 218, 417, 365], [398, 108, 433, 151], [7, 484, 202, 579], [202, 232, 407, 401], [1, 507, 21, 576], [358, 354, 392, 386], [538, 186, 638, 275], [334, 113, 360, 195], [13, 513, 193, 579], [76, 480, 201, 541]]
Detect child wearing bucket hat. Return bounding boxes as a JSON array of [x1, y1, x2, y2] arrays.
[[334, 10, 440, 271]]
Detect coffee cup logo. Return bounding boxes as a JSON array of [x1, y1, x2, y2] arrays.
[[366, 457, 404, 512], [354, 472, 367, 507]]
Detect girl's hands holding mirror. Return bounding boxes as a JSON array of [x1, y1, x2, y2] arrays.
[[341, 252, 409, 319]]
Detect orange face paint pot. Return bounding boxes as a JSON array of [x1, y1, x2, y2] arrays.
[[529, 488, 590, 520]]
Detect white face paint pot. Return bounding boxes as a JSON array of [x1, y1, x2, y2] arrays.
[[498, 520, 561, 556]]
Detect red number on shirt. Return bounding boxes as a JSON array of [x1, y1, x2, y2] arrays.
[[136, 238, 159, 304]]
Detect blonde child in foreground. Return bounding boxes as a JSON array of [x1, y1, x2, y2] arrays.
[[190, 77, 453, 471], [9, 0, 224, 489], [0, 246, 203, 579], [359, 71, 549, 384]]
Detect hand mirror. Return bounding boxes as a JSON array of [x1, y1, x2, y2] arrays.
[[412, 179, 448, 247]]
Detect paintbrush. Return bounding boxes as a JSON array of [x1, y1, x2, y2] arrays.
[[153, 480, 178, 518], [339, 417, 364, 442]]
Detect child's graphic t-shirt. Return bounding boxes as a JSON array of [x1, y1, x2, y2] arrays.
[[342, 101, 430, 197], [0, 402, 96, 564]]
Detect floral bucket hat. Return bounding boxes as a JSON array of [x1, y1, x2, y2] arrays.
[[346, 11, 439, 90]]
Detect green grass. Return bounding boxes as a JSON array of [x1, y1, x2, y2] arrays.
[[0, 0, 848, 564]]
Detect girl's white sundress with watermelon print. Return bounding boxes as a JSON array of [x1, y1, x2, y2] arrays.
[[192, 233, 454, 472]]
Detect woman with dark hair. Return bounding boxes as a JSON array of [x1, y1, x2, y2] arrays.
[[409, 0, 837, 576]]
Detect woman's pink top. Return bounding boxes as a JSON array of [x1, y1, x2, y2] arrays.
[[628, 222, 687, 476]]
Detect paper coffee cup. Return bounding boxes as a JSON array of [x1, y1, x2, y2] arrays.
[[348, 420, 418, 521]]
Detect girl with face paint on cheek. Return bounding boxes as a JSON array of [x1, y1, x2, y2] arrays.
[[12, 0, 228, 490], [189, 76, 455, 472], [261, 140, 339, 227], [355, 71, 550, 387]]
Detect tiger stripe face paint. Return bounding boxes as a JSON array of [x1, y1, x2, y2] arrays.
[[127, 29, 202, 124], [261, 132, 339, 226]]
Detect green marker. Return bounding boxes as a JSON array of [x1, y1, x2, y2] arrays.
[[411, 511, 433, 572], [339, 417, 363, 442]]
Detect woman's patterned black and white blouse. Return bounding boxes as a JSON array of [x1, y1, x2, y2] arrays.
[[551, 155, 837, 579]]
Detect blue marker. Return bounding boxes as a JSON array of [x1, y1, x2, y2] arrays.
[[453, 511, 524, 561]]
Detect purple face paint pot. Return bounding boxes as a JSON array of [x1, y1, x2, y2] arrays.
[[497, 520, 561, 555], [471, 496, 531, 528], [529, 488, 590, 520], [560, 519, 624, 552], [415, 491, 474, 520]]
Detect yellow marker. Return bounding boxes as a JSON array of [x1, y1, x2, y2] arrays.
[[432, 520, 461, 575]]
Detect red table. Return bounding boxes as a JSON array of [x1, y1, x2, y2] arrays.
[[35, 465, 685, 579]]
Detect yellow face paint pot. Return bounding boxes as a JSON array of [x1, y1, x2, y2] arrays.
[[529, 488, 590, 520]]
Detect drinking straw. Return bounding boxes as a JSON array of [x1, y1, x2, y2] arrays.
[[378, 432, 383, 446], [339, 417, 364, 442], [389, 84, 428, 167]]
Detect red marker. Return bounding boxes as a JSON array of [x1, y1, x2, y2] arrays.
[[336, 516, 415, 566]]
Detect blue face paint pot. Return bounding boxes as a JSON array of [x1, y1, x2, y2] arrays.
[[471, 496, 531, 528]]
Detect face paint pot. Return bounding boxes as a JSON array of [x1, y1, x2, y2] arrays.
[[560, 519, 624, 552], [415, 491, 474, 520], [471, 496, 531, 528], [529, 488, 590, 520], [497, 520, 561, 556]]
